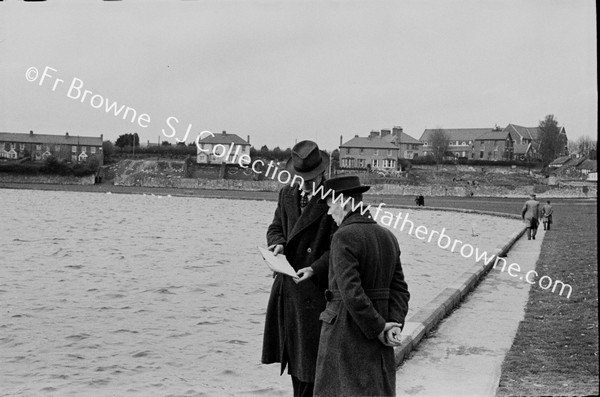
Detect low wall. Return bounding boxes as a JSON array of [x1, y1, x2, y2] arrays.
[[0, 173, 95, 185], [113, 174, 597, 198], [414, 164, 538, 174], [371, 183, 597, 198], [114, 175, 281, 191]]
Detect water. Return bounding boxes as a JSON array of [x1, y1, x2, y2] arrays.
[[0, 189, 520, 396]]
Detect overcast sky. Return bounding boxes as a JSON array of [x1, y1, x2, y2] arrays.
[[1, 0, 596, 151]]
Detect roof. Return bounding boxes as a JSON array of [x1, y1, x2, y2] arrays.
[[475, 129, 510, 141], [340, 136, 399, 150], [419, 128, 493, 142], [382, 131, 423, 145], [577, 159, 597, 172], [549, 155, 572, 166], [0, 131, 102, 146], [506, 124, 541, 141], [197, 132, 250, 146]]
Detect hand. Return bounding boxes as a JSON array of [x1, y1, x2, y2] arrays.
[[377, 322, 403, 347], [268, 244, 284, 256], [293, 267, 314, 284]]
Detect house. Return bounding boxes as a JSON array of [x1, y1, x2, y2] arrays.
[[577, 159, 597, 177], [419, 128, 492, 158], [196, 130, 251, 165], [0, 130, 103, 165], [339, 130, 400, 170], [505, 124, 568, 160], [419, 123, 568, 161], [380, 126, 424, 159]]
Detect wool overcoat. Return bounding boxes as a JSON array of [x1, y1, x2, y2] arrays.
[[261, 184, 337, 382], [314, 210, 410, 397], [522, 199, 540, 227]]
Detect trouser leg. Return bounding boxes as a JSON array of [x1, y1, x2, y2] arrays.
[[292, 375, 314, 397], [526, 228, 531, 240]]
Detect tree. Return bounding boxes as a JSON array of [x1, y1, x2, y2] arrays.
[[538, 115, 565, 168], [102, 140, 114, 160], [115, 133, 139, 148], [429, 129, 450, 165], [161, 141, 172, 146], [568, 136, 597, 158]]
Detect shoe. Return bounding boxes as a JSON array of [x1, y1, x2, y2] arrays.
[[532, 236, 535, 240]]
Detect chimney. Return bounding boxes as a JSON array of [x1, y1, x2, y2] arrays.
[[222, 130, 226, 135], [247, 135, 250, 144], [29, 130, 33, 135], [340, 135, 343, 146], [392, 126, 403, 137], [381, 129, 391, 138], [65, 132, 69, 137], [369, 130, 380, 139], [354, 135, 359, 138]]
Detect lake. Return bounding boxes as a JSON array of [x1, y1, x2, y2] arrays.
[[0, 188, 520, 396]]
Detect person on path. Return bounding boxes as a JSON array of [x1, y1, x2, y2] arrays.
[[541, 200, 553, 230], [261, 140, 337, 397], [521, 193, 540, 240], [314, 175, 410, 397]]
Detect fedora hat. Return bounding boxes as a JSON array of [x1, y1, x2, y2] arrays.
[[285, 140, 330, 180], [322, 175, 370, 201]]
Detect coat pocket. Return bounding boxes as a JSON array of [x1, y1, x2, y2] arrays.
[[319, 308, 337, 324]]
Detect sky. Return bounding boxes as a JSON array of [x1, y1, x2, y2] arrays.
[[0, 0, 597, 152]]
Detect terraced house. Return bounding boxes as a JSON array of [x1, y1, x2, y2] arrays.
[[339, 126, 423, 171], [0, 131, 104, 165]]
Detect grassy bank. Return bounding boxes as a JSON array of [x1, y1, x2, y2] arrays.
[[496, 203, 599, 396]]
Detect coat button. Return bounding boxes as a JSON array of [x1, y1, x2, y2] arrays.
[[307, 248, 312, 253]]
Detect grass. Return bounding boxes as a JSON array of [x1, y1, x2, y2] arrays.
[[496, 202, 599, 396]]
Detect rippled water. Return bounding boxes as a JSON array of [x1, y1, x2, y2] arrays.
[[0, 189, 519, 396]]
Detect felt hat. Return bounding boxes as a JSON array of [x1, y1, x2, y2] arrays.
[[322, 175, 370, 201], [285, 140, 330, 180]]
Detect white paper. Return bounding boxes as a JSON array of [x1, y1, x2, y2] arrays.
[[258, 246, 298, 278]]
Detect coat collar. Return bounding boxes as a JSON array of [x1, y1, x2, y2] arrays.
[[339, 209, 376, 229], [283, 186, 329, 242]]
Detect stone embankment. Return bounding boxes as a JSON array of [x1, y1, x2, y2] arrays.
[[0, 173, 95, 185]]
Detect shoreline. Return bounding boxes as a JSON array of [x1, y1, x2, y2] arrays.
[[1, 181, 595, 215]]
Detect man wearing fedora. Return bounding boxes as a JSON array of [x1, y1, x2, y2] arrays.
[[314, 175, 410, 397], [262, 140, 337, 396]]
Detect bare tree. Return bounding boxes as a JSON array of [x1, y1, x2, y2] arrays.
[[429, 129, 450, 165], [569, 136, 597, 158]]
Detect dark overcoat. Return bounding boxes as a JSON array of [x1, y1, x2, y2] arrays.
[[261, 184, 337, 382], [314, 210, 410, 397]]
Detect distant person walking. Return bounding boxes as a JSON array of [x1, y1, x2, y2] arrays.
[[521, 193, 540, 240], [541, 200, 553, 230], [415, 195, 425, 206]]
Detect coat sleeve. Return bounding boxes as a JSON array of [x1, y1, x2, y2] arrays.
[[266, 188, 287, 247], [332, 232, 386, 340], [388, 240, 410, 327]]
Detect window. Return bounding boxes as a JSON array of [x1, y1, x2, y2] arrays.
[[91, 147, 96, 154], [461, 141, 466, 146], [347, 148, 351, 154], [359, 148, 364, 154], [20, 144, 25, 150], [36, 144, 42, 151], [372, 159, 379, 168], [357, 159, 365, 168], [387, 150, 392, 156], [82, 146, 87, 153], [480, 151, 484, 159], [423, 142, 428, 146], [72, 146, 77, 153], [373, 149, 379, 156]]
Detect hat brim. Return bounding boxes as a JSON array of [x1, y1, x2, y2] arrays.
[[318, 185, 371, 203], [285, 150, 330, 180]]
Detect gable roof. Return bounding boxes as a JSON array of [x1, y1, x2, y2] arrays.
[[0, 131, 103, 146], [340, 136, 399, 150], [419, 128, 493, 142], [382, 131, 423, 145], [475, 129, 511, 141], [197, 132, 250, 146], [577, 159, 597, 172]]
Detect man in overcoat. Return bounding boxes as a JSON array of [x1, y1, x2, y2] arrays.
[[541, 200, 553, 230], [521, 193, 541, 240], [314, 175, 410, 397], [261, 140, 337, 397]]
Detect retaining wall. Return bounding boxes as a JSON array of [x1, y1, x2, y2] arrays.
[[0, 173, 95, 185]]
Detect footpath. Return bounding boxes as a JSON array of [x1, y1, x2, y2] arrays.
[[395, 229, 545, 396]]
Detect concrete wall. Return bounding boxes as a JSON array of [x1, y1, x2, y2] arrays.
[[0, 172, 95, 185]]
